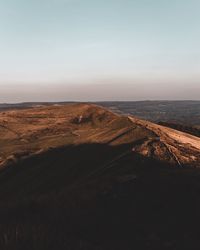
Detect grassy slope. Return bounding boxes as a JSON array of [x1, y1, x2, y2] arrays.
[[0, 104, 200, 249]]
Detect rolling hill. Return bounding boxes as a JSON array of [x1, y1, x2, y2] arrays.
[[0, 103, 200, 250]]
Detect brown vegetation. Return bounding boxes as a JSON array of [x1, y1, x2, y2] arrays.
[[0, 104, 200, 249]]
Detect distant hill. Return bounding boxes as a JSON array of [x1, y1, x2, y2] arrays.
[[2, 100, 200, 127], [98, 100, 200, 126]]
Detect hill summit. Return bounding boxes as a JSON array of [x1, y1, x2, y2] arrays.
[[0, 103, 199, 168]]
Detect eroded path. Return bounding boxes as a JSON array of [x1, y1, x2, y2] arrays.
[[128, 116, 200, 167]]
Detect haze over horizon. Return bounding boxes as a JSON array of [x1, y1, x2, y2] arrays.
[[1, 0, 200, 102]]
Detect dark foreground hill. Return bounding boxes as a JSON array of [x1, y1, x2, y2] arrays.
[[0, 103, 200, 250]]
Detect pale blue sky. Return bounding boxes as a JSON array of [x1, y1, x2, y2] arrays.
[[0, 0, 200, 102]]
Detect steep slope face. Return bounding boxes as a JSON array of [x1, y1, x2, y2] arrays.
[[129, 116, 200, 167]]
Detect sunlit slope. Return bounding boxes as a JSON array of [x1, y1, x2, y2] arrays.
[[129, 116, 200, 167], [0, 103, 199, 170]]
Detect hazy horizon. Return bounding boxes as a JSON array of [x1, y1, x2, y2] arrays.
[[1, 80, 200, 103], [1, 0, 200, 102]]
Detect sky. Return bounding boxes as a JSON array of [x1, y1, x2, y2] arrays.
[[0, 0, 200, 102]]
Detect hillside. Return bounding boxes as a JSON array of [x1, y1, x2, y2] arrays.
[[1, 103, 199, 169], [0, 104, 200, 249]]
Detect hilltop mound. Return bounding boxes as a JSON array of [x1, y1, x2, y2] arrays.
[[0, 103, 118, 166], [0, 103, 199, 168]]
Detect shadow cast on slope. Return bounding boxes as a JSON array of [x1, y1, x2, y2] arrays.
[[0, 143, 199, 249]]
